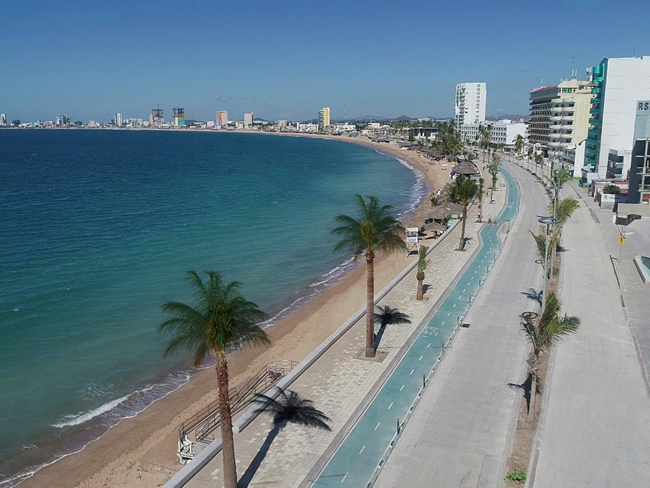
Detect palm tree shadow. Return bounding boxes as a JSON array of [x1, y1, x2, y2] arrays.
[[373, 306, 411, 351], [508, 373, 533, 414], [238, 423, 283, 488]]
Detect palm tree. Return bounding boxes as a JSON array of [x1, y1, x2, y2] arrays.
[[239, 388, 330, 487], [415, 246, 429, 300], [450, 175, 479, 251], [478, 177, 485, 222], [520, 292, 580, 419], [332, 196, 407, 357], [534, 153, 544, 178], [551, 197, 579, 228], [158, 271, 270, 488], [521, 292, 580, 361], [488, 157, 500, 204], [515, 134, 524, 154], [530, 229, 558, 277], [527, 147, 534, 172]]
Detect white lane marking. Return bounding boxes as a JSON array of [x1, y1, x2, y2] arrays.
[[434, 330, 439, 336], [388, 402, 393, 410], [374, 422, 381, 431], [410, 369, 415, 375], [359, 446, 366, 455], [427, 343, 431, 348], [447, 312, 451, 316], [400, 384, 405, 391], [419, 355, 423, 361], [341, 472, 348, 483], [441, 321, 445, 325], [463, 288, 466, 292], [453, 303, 456, 308]]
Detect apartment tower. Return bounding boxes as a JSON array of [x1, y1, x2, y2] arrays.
[[455, 82, 486, 129]]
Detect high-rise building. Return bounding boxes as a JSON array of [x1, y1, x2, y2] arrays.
[[0, 113, 7, 126], [584, 56, 650, 178], [628, 101, 650, 203], [151, 108, 164, 128], [173, 108, 185, 127], [244, 112, 253, 128], [455, 83, 486, 129], [114, 113, 123, 127], [216, 110, 228, 128], [318, 107, 331, 129], [547, 78, 594, 168]]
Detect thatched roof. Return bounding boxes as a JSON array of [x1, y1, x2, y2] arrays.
[[422, 221, 447, 232], [452, 161, 480, 175], [425, 202, 464, 220]]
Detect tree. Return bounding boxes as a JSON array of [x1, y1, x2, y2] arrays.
[[430, 195, 441, 207], [415, 246, 429, 300], [534, 153, 544, 178], [332, 196, 407, 357], [158, 271, 270, 488], [478, 177, 485, 222], [520, 292, 580, 420], [527, 147, 534, 172], [529, 229, 558, 277], [551, 198, 579, 228], [450, 175, 479, 251], [603, 184, 621, 194], [546, 168, 572, 188], [240, 388, 330, 487], [489, 157, 500, 203], [515, 134, 525, 154], [521, 293, 580, 361]]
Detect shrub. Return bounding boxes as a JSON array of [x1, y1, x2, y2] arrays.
[[505, 469, 527, 483]]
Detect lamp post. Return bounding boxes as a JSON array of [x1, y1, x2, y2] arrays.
[[538, 216, 559, 311]]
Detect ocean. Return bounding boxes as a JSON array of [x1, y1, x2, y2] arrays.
[[0, 129, 424, 485]]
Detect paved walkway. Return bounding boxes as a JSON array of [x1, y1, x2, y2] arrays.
[[185, 177, 508, 488], [375, 161, 546, 488], [567, 182, 650, 387], [531, 182, 650, 487]]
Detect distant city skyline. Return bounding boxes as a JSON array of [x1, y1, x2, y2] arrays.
[[2, 1, 650, 122]]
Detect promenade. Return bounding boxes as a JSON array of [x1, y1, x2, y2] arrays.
[[531, 183, 650, 487], [375, 160, 546, 488], [182, 171, 508, 488]]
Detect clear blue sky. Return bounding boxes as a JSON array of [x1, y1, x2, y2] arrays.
[[2, 0, 650, 123]]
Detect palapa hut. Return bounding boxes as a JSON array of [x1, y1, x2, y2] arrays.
[[452, 161, 480, 178]]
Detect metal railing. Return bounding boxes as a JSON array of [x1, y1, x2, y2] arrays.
[[178, 360, 297, 444]]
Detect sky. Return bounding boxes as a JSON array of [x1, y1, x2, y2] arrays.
[[2, 0, 650, 123]]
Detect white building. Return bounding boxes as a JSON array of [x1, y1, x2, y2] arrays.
[[0, 113, 6, 126], [585, 56, 650, 178], [455, 82, 486, 129], [459, 119, 527, 147], [562, 141, 587, 178], [244, 112, 253, 128], [114, 113, 123, 127], [216, 110, 228, 128]]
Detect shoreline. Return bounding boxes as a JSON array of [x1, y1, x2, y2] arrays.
[[16, 135, 448, 488]]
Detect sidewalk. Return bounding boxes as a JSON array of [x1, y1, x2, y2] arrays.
[[530, 185, 650, 487], [184, 178, 508, 487], [375, 161, 547, 488]]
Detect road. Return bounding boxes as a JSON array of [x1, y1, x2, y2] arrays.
[[531, 181, 650, 487], [373, 160, 547, 488]]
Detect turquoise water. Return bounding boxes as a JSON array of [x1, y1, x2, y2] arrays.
[[0, 130, 423, 485], [315, 168, 519, 487]]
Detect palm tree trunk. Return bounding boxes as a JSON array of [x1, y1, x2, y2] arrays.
[[458, 205, 467, 251], [215, 353, 238, 488], [417, 277, 424, 301], [366, 251, 376, 357], [490, 184, 495, 204]]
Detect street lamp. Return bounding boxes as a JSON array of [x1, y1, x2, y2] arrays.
[[538, 216, 559, 311]]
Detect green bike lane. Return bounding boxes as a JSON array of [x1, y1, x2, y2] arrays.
[[312, 168, 519, 487]]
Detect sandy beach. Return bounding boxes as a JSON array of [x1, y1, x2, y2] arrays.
[[19, 135, 450, 488]]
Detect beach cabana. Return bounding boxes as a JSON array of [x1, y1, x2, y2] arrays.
[[452, 161, 480, 177]]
